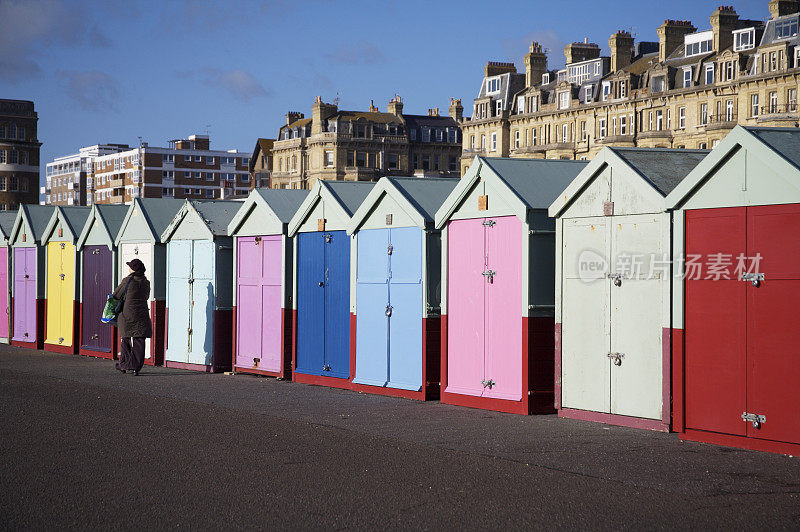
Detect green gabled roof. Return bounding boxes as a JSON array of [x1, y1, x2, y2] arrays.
[[12, 204, 57, 243], [609, 147, 709, 196], [744, 127, 800, 171], [481, 157, 588, 209], [0, 211, 17, 242], [77, 204, 128, 250], [136, 198, 185, 241], [254, 189, 309, 223], [323, 181, 375, 217], [42, 206, 91, 244]]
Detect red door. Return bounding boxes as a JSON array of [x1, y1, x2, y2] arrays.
[[684, 207, 747, 436], [746, 204, 800, 444]]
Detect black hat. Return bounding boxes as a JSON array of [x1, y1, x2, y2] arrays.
[[127, 258, 145, 273]]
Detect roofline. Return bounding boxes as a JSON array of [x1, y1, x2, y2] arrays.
[[76, 204, 115, 251], [227, 189, 284, 237], [345, 178, 426, 235], [287, 180, 353, 237], [114, 198, 159, 246]]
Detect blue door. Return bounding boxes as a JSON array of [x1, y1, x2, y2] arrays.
[[189, 240, 215, 366], [388, 227, 423, 391], [323, 230, 350, 378], [296, 232, 325, 375], [166, 240, 192, 363], [354, 229, 390, 387]]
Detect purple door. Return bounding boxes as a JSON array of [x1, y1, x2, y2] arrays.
[[236, 236, 283, 373], [12, 247, 36, 343], [0, 247, 8, 338], [81, 246, 113, 353]]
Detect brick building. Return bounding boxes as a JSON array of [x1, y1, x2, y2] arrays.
[[461, 0, 800, 173], [270, 96, 462, 189], [248, 138, 275, 189], [45, 134, 250, 205], [0, 99, 41, 209]]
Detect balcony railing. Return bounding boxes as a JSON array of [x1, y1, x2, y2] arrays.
[[761, 103, 798, 115], [109, 196, 124, 204], [637, 129, 673, 140], [707, 114, 738, 130]]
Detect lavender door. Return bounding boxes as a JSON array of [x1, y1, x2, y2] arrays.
[[236, 236, 283, 373], [81, 246, 113, 352], [0, 247, 8, 339], [12, 247, 36, 343]]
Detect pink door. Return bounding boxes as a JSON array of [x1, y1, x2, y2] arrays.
[[446, 219, 486, 397], [484, 216, 523, 401], [0, 247, 7, 338]]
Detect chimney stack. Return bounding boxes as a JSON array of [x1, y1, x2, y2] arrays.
[[657, 19, 696, 62], [449, 98, 463, 122], [387, 95, 404, 116], [427, 108, 439, 117], [484, 61, 517, 77], [311, 96, 337, 135], [609, 31, 635, 72], [769, 0, 800, 18], [563, 41, 600, 65], [369, 100, 378, 113], [711, 6, 739, 53], [524, 42, 548, 87], [286, 111, 304, 126]]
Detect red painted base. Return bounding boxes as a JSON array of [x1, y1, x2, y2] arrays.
[[671, 327, 684, 433], [558, 408, 669, 432], [44, 342, 77, 355], [681, 429, 800, 457], [440, 390, 532, 415], [79, 348, 114, 359], [145, 300, 166, 367], [164, 360, 225, 373], [350, 382, 426, 401], [234, 366, 284, 378], [11, 339, 38, 349], [292, 371, 353, 390]]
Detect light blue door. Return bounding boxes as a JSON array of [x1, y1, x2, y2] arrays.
[[296, 232, 325, 375], [189, 240, 215, 365], [354, 229, 390, 387], [166, 240, 192, 362], [323, 231, 350, 379], [387, 227, 423, 391]]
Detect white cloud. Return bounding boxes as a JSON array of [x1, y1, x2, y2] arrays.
[[58, 70, 119, 111], [198, 68, 270, 102]]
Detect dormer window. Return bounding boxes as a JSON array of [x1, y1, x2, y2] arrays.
[[495, 100, 503, 115], [602, 82, 611, 101], [541, 72, 551, 85], [733, 28, 755, 51], [683, 67, 693, 88], [705, 64, 715, 84], [517, 95, 525, 113], [584, 86, 592, 102], [685, 31, 713, 57], [775, 17, 798, 40], [652, 76, 665, 93], [486, 77, 501, 94], [558, 91, 569, 109], [619, 80, 627, 98]]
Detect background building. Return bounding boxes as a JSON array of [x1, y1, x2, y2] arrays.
[[249, 138, 275, 190], [461, 0, 800, 173], [270, 96, 462, 189], [45, 134, 250, 205], [0, 99, 41, 209], [45, 144, 130, 206]]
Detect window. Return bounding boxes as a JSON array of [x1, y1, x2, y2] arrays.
[[486, 77, 501, 93], [532, 128, 537, 145], [9, 150, 17, 164], [769, 91, 778, 113], [700, 103, 708, 125], [194, 171, 201, 179], [163, 154, 174, 163], [656, 110, 663, 131], [422, 128, 431, 142], [685, 38, 712, 57], [517, 96, 525, 113], [652, 76, 665, 92], [409, 128, 416, 141], [563, 123, 569, 142], [648, 112, 654, 131], [207, 172, 215, 181], [620, 115, 627, 136], [0, 151, 4, 164], [449, 157, 457, 172], [447, 129, 456, 143], [162, 187, 174, 197], [725, 99, 734, 121], [205, 189, 215, 198], [495, 100, 503, 116], [678, 106, 686, 129], [434, 155, 440, 170], [530, 96, 538, 112], [770, 51, 778, 72], [9, 176, 18, 191], [612, 117, 617, 136], [775, 17, 799, 39], [436, 129, 443, 142], [162, 171, 174, 179], [683, 68, 692, 88], [734, 29, 755, 51], [789, 88, 797, 111], [324, 150, 334, 167], [598, 118, 606, 139], [18, 127, 25, 140], [356, 152, 366, 167], [667, 108, 672, 129], [602, 83, 611, 101], [558, 91, 569, 109], [490, 132, 497, 151], [619, 80, 627, 98], [387, 153, 399, 170], [422, 155, 430, 170], [0, 125, 4, 138], [470, 135, 475, 150], [698, 142, 707, 149], [581, 121, 587, 141], [705, 64, 714, 84], [541, 73, 550, 85], [207, 156, 214, 165], [584, 86, 592, 102], [8, 124, 15, 138], [514, 130, 520, 149], [751, 94, 760, 116], [480, 135, 486, 150]]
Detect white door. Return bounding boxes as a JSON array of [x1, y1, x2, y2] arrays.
[[120, 242, 153, 359], [610, 215, 663, 419], [561, 217, 611, 413]]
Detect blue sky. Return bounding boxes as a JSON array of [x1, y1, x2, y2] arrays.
[[0, 0, 768, 186]]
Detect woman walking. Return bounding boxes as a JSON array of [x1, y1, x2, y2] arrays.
[[113, 258, 152, 375]]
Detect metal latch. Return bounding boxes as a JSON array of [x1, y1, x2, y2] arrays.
[[482, 220, 496, 227], [481, 379, 496, 389], [58, 337, 64, 344], [324, 233, 332, 243], [742, 412, 766, 429], [92, 333, 99, 339], [60, 243, 65, 249], [741, 272, 764, 287], [385, 305, 393, 317], [607, 352, 624, 366], [318, 281, 324, 287], [322, 364, 331, 372], [24, 274, 29, 279], [59, 274, 65, 280], [482, 270, 496, 283], [253, 357, 260, 367], [387, 244, 393, 255], [607, 273, 622, 286]]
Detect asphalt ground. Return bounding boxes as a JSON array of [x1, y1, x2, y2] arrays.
[[1, 345, 799, 530]]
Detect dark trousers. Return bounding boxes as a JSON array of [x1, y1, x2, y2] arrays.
[[120, 337, 146, 372]]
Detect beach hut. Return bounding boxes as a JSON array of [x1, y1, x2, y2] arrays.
[[227, 189, 308, 377], [434, 157, 586, 414], [287, 180, 374, 388], [666, 126, 800, 455], [114, 198, 184, 366], [41, 206, 91, 354], [0, 211, 17, 343], [161, 200, 239, 372], [75, 204, 128, 359], [9, 205, 56, 349], [346, 177, 458, 400], [549, 147, 707, 431]]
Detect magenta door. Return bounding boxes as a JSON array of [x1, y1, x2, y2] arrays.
[[484, 216, 522, 401], [446, 219, 486, 397], [12, 247, 36, 343], [236, 236, 283, 373], [0, 247, 8, 338]]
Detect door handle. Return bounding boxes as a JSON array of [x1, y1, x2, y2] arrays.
[[607, 352, 624, 366], [385, 305, 392, 317], [607, 273, 622, 286], [740, 272, 764, 287], [318, 281, 324, 287], [481, 379, 496, 388]]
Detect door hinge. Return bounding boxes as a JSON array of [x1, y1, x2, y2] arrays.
[[740, 272, 764, 287], [482, 220, 496, 227], [482, 270, 496, 283], [607, 352, 624, 366], [607, 273, 622, 286], [742, 412, 766, 429], [387, 244, 393, 255], [385, 305, 393, 317], [481, 379, 496, 389]]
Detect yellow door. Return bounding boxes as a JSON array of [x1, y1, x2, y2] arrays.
[[45, 242, 75, 347]]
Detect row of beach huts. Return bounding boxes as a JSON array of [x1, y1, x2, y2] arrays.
[[3, 126, 799, 456]]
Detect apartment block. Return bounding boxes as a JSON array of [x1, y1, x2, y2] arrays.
[[45, 134, 251, 205], [461, 0, 800, 173], [0, 99, 41, 209], [270, 96, 462, 189], [45, 144, 130, 206]]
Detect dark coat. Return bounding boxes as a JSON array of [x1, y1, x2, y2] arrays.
[[113, 271, 153, 339]]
